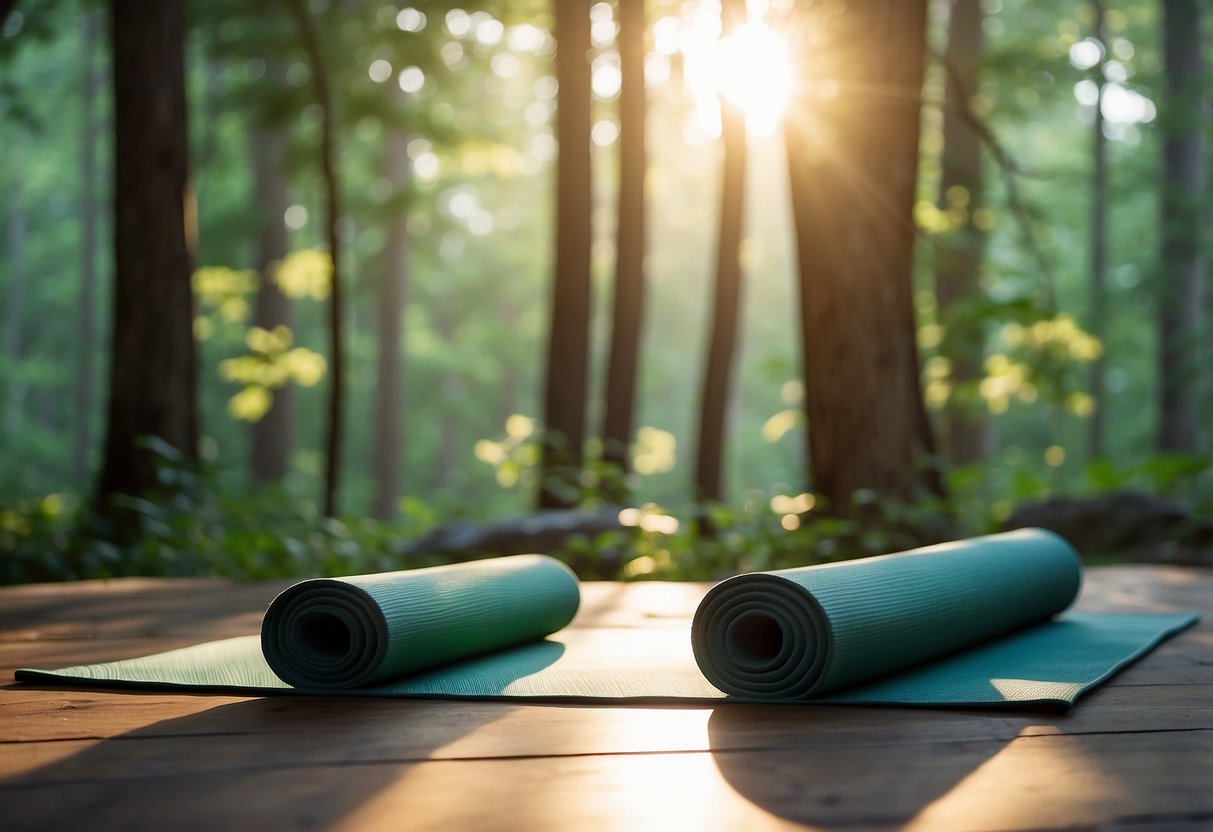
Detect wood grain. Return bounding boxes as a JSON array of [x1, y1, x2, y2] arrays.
[[1, 566, 1209, 831]]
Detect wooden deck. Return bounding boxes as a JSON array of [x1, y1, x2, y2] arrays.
[[2, 566, 1210, 831]]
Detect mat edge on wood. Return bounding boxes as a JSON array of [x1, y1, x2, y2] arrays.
[[13, 529, 1201, 710]]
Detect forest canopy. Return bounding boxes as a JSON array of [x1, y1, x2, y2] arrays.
[[0, 0, 1209, 583]]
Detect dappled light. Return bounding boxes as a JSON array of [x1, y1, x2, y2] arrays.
[[0, 0, 1210, 582]]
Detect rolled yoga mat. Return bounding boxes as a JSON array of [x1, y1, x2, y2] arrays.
[[691, 527, 1083, 699], [14, 529, 1198, 708], [261, 554, 580, 689]]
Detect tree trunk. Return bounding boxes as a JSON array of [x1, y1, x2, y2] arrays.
[[600, 0, 647, 501], [371, 86, 411, 521], [73, 10, 101, 482], [785, 0, 941, 514], [694, 0, 747, 506], [4, 134, 26, 437], [538, 0, 593, 509], [1087, 0, 1109, 460], [287, 0, 345, 515], [249, 123, 294, 483], [1157, 0, 1203, 454], [0, 0, 17, 30], [96, 0, 198, 522], [935, 0, 988, 468], [436, 307, 459, 492]]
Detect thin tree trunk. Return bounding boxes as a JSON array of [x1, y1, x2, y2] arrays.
[[935, 0, 988, 468], [1157, 0, 1203, 453], [1087, 0, 1109, 460], [785, 0, 942, 514], [694, 0, 747, 506], [96, 0, 198, 524], [435, 308, 458, 492], [287, 0, 345, 515], [497, 298, 521, 425], [538, 0, 593, 509], [601, 0, 648, 501], [73, 10, 100, 481], [249, 124, 294, 483], [4, 136, 26, 436], [371, 85, 411, 521], [0, 0, 17, 30]]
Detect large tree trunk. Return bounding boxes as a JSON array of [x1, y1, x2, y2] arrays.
[[1087, 0, 1109, 460], [785, 0, 941, 514], [538, 0, 593, 509], [73, 10, 101, 482], [249, 124, 294, 483], [1157, 0, 1203, 454], [96, 0, 198, 521], [600, 0, 647, 501], [287, 0, 345, 515], [371, 86, 411, 521], [694, 0, 746, 506], [935, 0, 988, 468]]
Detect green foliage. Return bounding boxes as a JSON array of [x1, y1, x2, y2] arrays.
[[560, 486, 951, 582], [2, 0, 1210, 584], [2, 439, 443, 584]]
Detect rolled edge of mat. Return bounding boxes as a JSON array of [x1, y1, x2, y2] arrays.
[[262, 555, 582, 690], [262, 580, 389, 689], [691, 528, 1083, 700], [690, 573, 830, 699]]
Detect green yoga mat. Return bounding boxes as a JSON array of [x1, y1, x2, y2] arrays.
[[16, 529, 1198, 709], [259, 554, 580, 690]]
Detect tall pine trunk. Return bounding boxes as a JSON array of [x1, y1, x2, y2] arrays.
[[74, 10, 101, 482], [249, 124, 294, 483], [371, 85, 411, 521], [538, 0, 593, 509], [96, 0, 198, 523], [601, 0, 647, 501], [4, 135, 25, 437], [287, 0, 345, 515], [935, 0, 988, 468], [785, 0, 941, 514], [1157, 0, 1203, 453], [694, 0, 747, 506], [1087, 0, 1109, 460]]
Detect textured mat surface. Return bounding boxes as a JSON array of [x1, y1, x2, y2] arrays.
[[16, 531, 1199, 709]]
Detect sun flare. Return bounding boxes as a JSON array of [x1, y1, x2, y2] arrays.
[[681, 16, 795, 138]]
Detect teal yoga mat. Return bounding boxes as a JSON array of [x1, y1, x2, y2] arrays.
[[16, 530, 1199, 708], [259, 554, 580, 689]]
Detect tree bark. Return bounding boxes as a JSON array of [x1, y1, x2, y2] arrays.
[[4, 135, 26, 437], [73, 10, 101, 482], [785, 0, 942, 514], [694, 0, 747, 506], [249, 123, 294, 483], [600, 0, 648, 500], [371, 85, 411, 521], [1157, 0, 1203, 454], [96, 0, 198, 521], [1087, 0, 1108, 460], [935, 0, 988, 468], [287, 0, 345, 515], [538, 0, 593, 509], [0, 0, 17, 30]]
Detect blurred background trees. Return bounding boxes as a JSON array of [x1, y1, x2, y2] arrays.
[[0, 0, 1209, 581]]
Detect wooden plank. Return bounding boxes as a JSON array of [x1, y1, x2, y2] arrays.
[[1, 566, 1207, 644], [4, 730, 1209, 832], [3, 677, 1210, 776], [1, 567, 1210, 832]]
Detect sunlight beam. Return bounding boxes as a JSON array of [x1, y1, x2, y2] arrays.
[[680, 13, 794, 139]]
